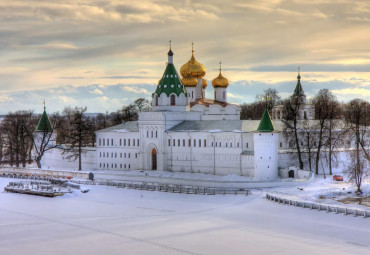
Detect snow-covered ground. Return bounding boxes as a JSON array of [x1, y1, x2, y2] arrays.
[[269, 175, 370, 209], [0, 178, 369, 255]]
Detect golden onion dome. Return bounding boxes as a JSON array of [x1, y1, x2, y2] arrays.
[[212, 62, 229, 88], [180, 47, 206, 78], [201, 78, 207, 88], [181, 75, 198, 87]]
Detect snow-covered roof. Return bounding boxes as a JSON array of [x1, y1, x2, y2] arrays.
[[167, 120, 286, 132], [96, 121, 139, 133]]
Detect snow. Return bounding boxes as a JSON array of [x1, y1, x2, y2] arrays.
[[0, 178, 369, 255], [113, 129, 129, 133], [268, 175, 370, 210]]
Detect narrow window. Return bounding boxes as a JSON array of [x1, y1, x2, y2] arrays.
[[107, 139, 109, 146], [173, 139, 175, 146], [135, 153, 137, 158], [103, 139, 105, 146], [230, 143, 232, 147], [156, 131, 158, 138], [111, 138, 113, 145], [124, 153, 126, 158], [128, 139, 130, 146], [124, 139, 126, 146], [188, 139, 191, 147], [183, 139, 185, 147], [178, 139, 180, 147], [192, 91, 194, 98], [133, 139, 136, 146], [170, 94, 176, 105], [194, 139, 196, 147], [168, 139, 171, 146], [151, 131, 153, 137], [147, 130, 149, 137], [204, 139, 206, 147], [247, 142, 249, 148], [137, 139, 139, 146], [128, 164, 130, 169], [226, 143, 228, 148], [119, 139, 122, 146], [199, 139, 201, 147], [99, 139, 101, 146], [128, 153, 130, 158], [155, 95, 158, 106], [280, 142, 282, 148]]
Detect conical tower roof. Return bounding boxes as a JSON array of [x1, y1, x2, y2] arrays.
[[36, 107, 53, 132], [294, 68, 304, 96], [153, 48, 187, 97], [257, 107, 275, 132]]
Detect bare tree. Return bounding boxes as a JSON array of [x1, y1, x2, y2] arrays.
[[311, 89, 338, 175], [301, 119, 316, 172], [30, 110, 64, 168], [62, 107, 93, 170], [322, 97, 342, 175], [0, 111, 35, 167], [282, 96, 305, 169], [133, 98, 151, 112], [343, 99, 369, 193], [256, 88, 282, 113]]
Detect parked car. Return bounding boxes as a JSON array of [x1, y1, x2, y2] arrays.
[[333, 175, 343, 181]]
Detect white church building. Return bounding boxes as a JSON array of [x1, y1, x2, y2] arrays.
[[94, 46, 285, 181]]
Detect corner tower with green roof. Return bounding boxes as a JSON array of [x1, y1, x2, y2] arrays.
[[34, 103, 56, 150], [36, 106, 53, 132], [152, 43, 189, 112], [253, 104, 279, 181]]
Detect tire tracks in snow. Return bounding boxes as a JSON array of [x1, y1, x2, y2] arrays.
[[0, 207, 204, 255]]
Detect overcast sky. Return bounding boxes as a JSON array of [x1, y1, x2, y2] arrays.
[[0, 0, 369, 114]]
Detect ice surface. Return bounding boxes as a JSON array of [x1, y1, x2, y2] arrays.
[[0, 178, 369, 255]]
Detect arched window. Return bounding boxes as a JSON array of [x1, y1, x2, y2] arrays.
[[170, 94, 176, 105], [155, 95, 158, 106], [304, 111, 307, 120]]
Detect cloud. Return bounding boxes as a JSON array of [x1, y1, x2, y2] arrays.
[[227, 93, 244, 99], [89, 88, 103, 95], [122, 86, 150, 95]]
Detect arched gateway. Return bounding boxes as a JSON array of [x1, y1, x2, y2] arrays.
[[151, 148, 157, 170]]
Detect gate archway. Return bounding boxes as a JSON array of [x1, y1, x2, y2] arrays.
[[151, 148, 157, 170]]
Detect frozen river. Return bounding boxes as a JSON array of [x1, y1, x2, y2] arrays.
[[0, 178, 369, 255]]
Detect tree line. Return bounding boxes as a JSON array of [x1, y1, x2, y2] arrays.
[[0, 98, 151, 170]]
